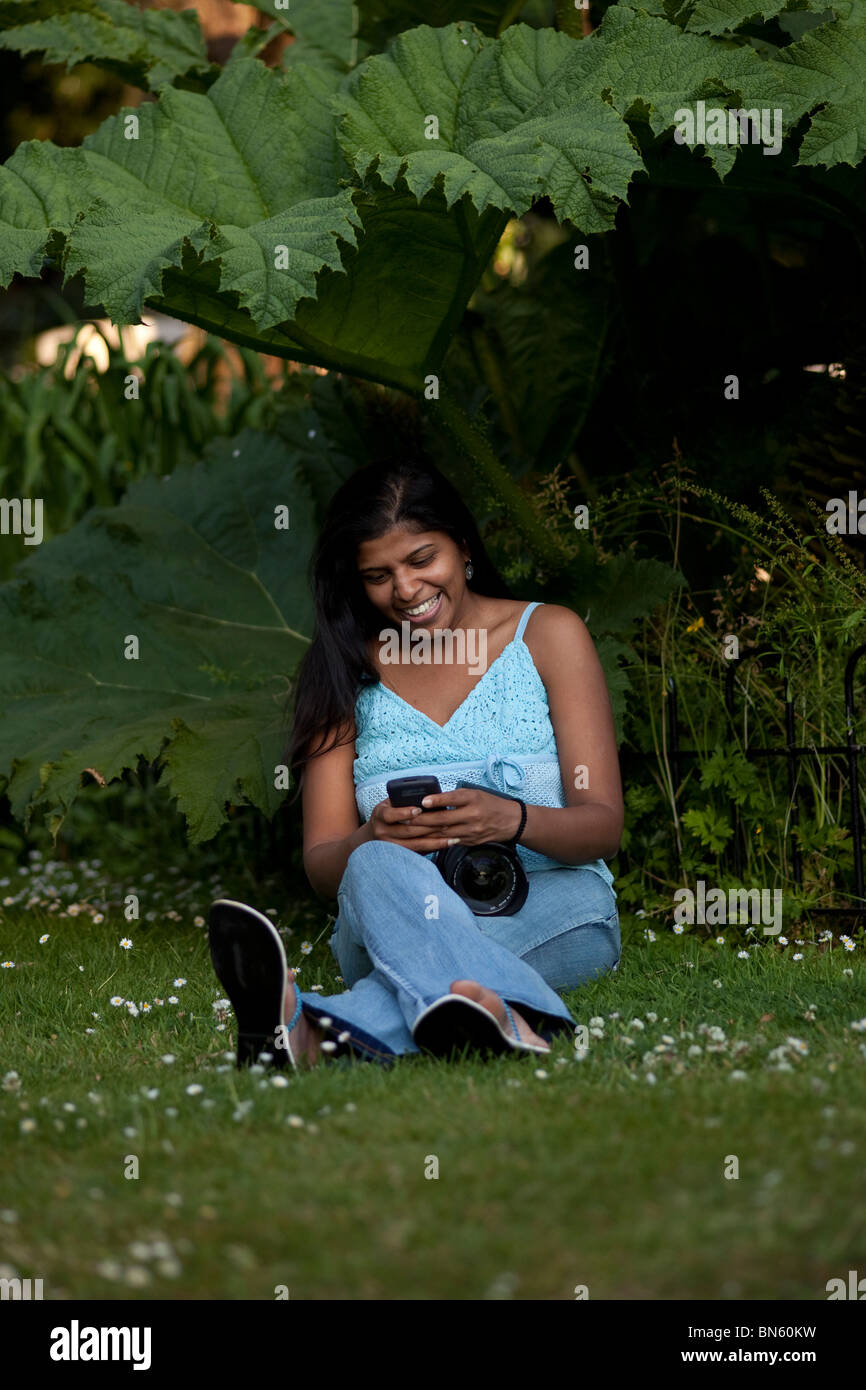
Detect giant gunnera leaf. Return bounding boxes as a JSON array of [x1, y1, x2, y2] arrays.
[[225, 0, 365, 72], [0, 0, 216, 91], [0, 431, 319, 843], [1, 9, 863, 391], [771, 0, 866, 167], [683, 0, 824, 36], [338, 23, 642, 232], [0, 48, 506, 392]]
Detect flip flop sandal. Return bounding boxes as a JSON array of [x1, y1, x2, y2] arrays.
[[208, 899, 303, 1071], [412, 993, 551, 1059]]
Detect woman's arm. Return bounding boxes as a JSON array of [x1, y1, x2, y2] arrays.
[[519, 604, 624, 864], [301, 732, 374, 900]]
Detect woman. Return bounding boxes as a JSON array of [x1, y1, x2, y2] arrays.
[[208, 459, 624, 1069]]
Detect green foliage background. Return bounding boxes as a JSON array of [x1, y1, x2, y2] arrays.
[[0, 0, 864, 925]]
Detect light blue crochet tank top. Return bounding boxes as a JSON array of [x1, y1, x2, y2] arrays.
[[353, 601, 615, 888]]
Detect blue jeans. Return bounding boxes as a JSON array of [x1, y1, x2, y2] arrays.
[[297, 840, 620, 1064]]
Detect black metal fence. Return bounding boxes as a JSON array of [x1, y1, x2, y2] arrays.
[[663, 642, 866, 920]]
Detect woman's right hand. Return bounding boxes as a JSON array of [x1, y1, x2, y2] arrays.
[[367, 798, 458, 854]]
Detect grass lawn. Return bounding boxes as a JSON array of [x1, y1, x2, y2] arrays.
[[1, 853, 865, 1301]]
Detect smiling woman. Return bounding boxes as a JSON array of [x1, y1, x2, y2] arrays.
[[207, 459, 624, 1074]]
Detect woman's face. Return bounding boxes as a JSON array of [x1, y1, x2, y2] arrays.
[[357, 525, 470, 630]]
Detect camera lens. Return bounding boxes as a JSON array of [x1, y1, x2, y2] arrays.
[[454, 848, 515, 912]]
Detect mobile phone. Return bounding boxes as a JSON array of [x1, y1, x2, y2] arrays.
[[386, 775, 443, 807]]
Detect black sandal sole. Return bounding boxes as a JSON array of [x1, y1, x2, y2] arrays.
[[413, 996, 545, 1059], [207, 899, 291, 1069]]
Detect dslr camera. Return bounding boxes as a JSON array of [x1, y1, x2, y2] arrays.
[[386, 775, 529, 916]]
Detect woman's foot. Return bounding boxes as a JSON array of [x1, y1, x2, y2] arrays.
[[280, 969, 324, 1070], [208, 899, 325, 1072], [449, 980, 551, 1051]]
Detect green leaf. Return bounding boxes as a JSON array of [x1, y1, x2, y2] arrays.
[[681, 805, 734, 852], [0, 139, 86, 285], [593, 634, 635, 741], [0, 0, 215, 91], [684, 0, 820, 36], [12, 58, 361, 330], [280, 0, 364, 70], [5, 5, 862, 399], [338, 22, 643, 233], [773, 4, 866, 166], [582, 552, 688, 634], [1, 49, 507, 391], [226, 0, 365, 71], [558, 4, 812, 179], [699, 746, 765, 808], [0, 429, 320, 843]]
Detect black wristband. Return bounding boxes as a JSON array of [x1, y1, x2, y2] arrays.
[[508, 798, 527, 845]]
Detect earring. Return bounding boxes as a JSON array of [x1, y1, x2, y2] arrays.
[[465, 561, 474, 581]]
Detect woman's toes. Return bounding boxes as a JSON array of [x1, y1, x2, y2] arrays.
[[449, 979, 485, 1004], [449, 979, 548, 1049]]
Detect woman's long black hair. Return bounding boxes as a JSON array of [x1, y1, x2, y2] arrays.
[[286, 458, 513, 799]]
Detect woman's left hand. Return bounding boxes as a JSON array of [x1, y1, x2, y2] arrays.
[[410, 788, 523, 846]]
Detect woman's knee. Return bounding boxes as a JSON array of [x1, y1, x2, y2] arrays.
[[522, 912, 621, 990], [339, 839, 441, 910]]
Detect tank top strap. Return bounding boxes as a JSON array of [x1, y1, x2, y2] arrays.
[[514, 600, 543, 644]]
